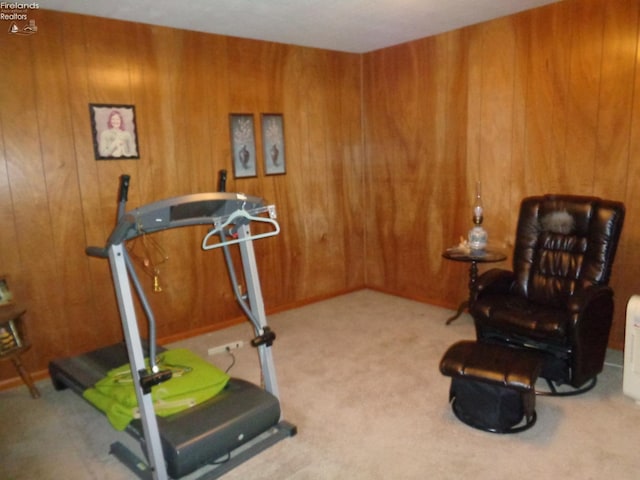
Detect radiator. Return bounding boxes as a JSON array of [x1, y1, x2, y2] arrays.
[[623, 295, 640, 403]]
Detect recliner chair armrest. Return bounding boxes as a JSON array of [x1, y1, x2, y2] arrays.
[[566, 284, 614, 316], [565, 284, 615, 387], [474, 268, 515, 299]]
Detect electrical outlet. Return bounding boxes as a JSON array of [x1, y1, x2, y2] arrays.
[[208, 340, 244, 356]]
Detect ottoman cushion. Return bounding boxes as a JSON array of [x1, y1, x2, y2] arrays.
[[440, 340, 543, 433]]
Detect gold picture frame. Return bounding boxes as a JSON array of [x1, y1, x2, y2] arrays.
[[0, 276, 14, 307]]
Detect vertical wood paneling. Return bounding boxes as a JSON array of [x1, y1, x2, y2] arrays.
[[508, 13, 530, 229], [83, 15, 143, 215], [273, 47, 305, 301], [522, 9, 557, 193], [0, 17, 72, 378], [363, 0, 640, 349], [601, 0, 640, 347], [81, 14, 145, 337], [547, 4, 574, 181], [592, 0, 638, 348], [594, 0, 639, 198], [423, 34, 452, 279], [477, 18, 516, 248], [465, 24, 484, 183], [563, 0, 605, 193], [442, 30, 476, 305], [61, 14, 123, 346], [290, 48, 363, 297], [30, 11, 97, 356], [3, 0, 640, 385], [619, 8, 640, 348], [0, 21, 39, 379], [363, 43, 424, 291], [0, 10, 364, 382], [441, 28, 471, 250]]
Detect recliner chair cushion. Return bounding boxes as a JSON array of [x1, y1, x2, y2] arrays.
[[473, 293, 569, 342]]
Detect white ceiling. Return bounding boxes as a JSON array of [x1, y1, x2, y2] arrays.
[[44, 0, 562, 53]]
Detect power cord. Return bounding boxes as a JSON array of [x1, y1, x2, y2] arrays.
[[224, 346, 236, 374]]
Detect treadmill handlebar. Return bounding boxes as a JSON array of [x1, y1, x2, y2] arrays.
[[107, 214, 137, 245], [251, 326, 276, 348], [218, 169, 227, 192], [86, 246, 109, 258], [119, 174, 131, 202], [139, 368, 173, 395], [86, 213, 137, 257], [113, 193, 267, 242], [117, 174, 131, 221]]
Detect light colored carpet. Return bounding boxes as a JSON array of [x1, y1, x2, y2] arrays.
[[1, 289, 639, 479]]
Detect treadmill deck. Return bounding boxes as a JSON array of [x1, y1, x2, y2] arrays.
[[49, 343, 285, 478]]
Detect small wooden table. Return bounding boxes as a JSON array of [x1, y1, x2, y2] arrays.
[[0, 306, 40, 398], [442, 247, 507, 324]]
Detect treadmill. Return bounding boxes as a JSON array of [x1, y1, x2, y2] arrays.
[[49, 175, 296, 480]]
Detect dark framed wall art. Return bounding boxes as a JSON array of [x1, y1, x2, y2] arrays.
[[229, 113, 257, 178], [261, 113, 286, 175], [89, 103, 140, 160]]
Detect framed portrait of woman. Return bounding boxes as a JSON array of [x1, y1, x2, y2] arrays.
[[89, 104, 140, 160]]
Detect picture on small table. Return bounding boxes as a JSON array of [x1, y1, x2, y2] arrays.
[[0, 319, 21, 353], [0, 276, 14, 307]]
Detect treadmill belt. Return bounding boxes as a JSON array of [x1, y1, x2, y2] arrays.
[[49, 343, 281, 478]]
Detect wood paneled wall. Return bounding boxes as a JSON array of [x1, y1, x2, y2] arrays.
[[0, 10, 364, 382], [363, 0, 640, 349], [1, 0, 639, 385]]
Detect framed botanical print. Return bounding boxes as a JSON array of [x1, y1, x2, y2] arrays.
[[261, 113, 286, 175], [229, 114, 257, 178]]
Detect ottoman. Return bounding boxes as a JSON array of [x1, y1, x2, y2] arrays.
[[440, 340, 543, 433]]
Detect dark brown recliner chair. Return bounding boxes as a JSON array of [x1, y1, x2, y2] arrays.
[[470, 194, 625, 395]]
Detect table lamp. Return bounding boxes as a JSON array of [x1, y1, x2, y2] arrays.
[[468, 181, 488, 253]]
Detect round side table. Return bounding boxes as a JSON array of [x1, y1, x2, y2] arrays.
[[442, 248, 507, 324]]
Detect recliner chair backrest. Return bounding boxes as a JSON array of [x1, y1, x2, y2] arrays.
[[511, 195, 625, 307]]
